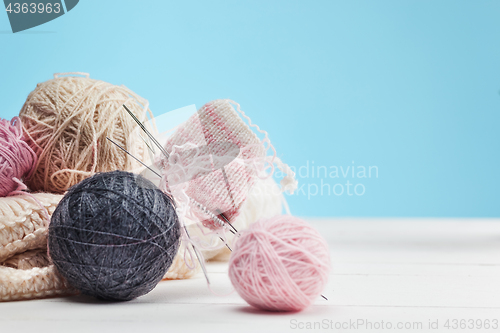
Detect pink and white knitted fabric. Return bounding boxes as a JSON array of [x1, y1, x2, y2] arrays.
[[158, 99, 266, 230]]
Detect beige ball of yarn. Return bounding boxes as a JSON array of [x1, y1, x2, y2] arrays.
[[19, 73, 152, 194]]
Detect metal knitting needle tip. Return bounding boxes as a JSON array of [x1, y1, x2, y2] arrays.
[[219, 237, 232, 252], [141, 135, 156, 155], [218, 213, 237, 235], [193, 245, 210, 285], [123, 104, 170, 159], [184, 226, 210, 285], [217, 210, 239, 234], [106, 137, 162, 178]]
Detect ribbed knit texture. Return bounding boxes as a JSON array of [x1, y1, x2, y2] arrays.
[[159, 99, 266, 229], [0, 193, 79, 301]]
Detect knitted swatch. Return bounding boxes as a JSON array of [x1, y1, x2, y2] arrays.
[[159, 99, 266, 230], [0, 193, 60, 263], [0, 193, 78, 301]]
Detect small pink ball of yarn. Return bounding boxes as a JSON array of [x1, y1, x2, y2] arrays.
[[0, 117, 37, 197], [228, 215, 331, 312]]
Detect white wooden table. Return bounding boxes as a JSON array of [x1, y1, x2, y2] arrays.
[[1, 219, 499, 333]]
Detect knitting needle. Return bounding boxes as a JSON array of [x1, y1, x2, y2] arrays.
[[184, 225, 210, 284], [220, 237, 232, 251], [214, 212, 235, 251], [122, 104, 170, 159], [106, 137, 162, 178], [216, 209, 239, 235], [141, 134, 156, 156]]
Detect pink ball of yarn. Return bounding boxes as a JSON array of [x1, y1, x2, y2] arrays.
[[0, 117, 37, 197], [228, 215, 331, 312]]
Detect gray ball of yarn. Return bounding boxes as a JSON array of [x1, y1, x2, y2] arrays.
[[48, 170, 181, 301]]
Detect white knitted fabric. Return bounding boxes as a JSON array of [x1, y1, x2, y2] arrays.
[[0, 193, 78, 301], [0, 193, 60, 263], [3, 248, 50, 270], [0, 265, 78, 301]]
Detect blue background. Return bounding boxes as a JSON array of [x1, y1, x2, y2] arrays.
[[1, 0, 499, 217]]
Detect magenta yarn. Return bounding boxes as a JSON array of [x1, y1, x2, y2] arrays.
[[228, 215, 331, 312], [0, 117, 37, 197]]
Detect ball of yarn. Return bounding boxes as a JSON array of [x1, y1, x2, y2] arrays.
[[228, 215, 330, 312], [19, 73, 152, 194], [48, 170, 180, 301], [0, 117, 37, 197]]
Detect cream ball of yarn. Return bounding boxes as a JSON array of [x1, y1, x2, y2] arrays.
[[19, 73, 152, 194]]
